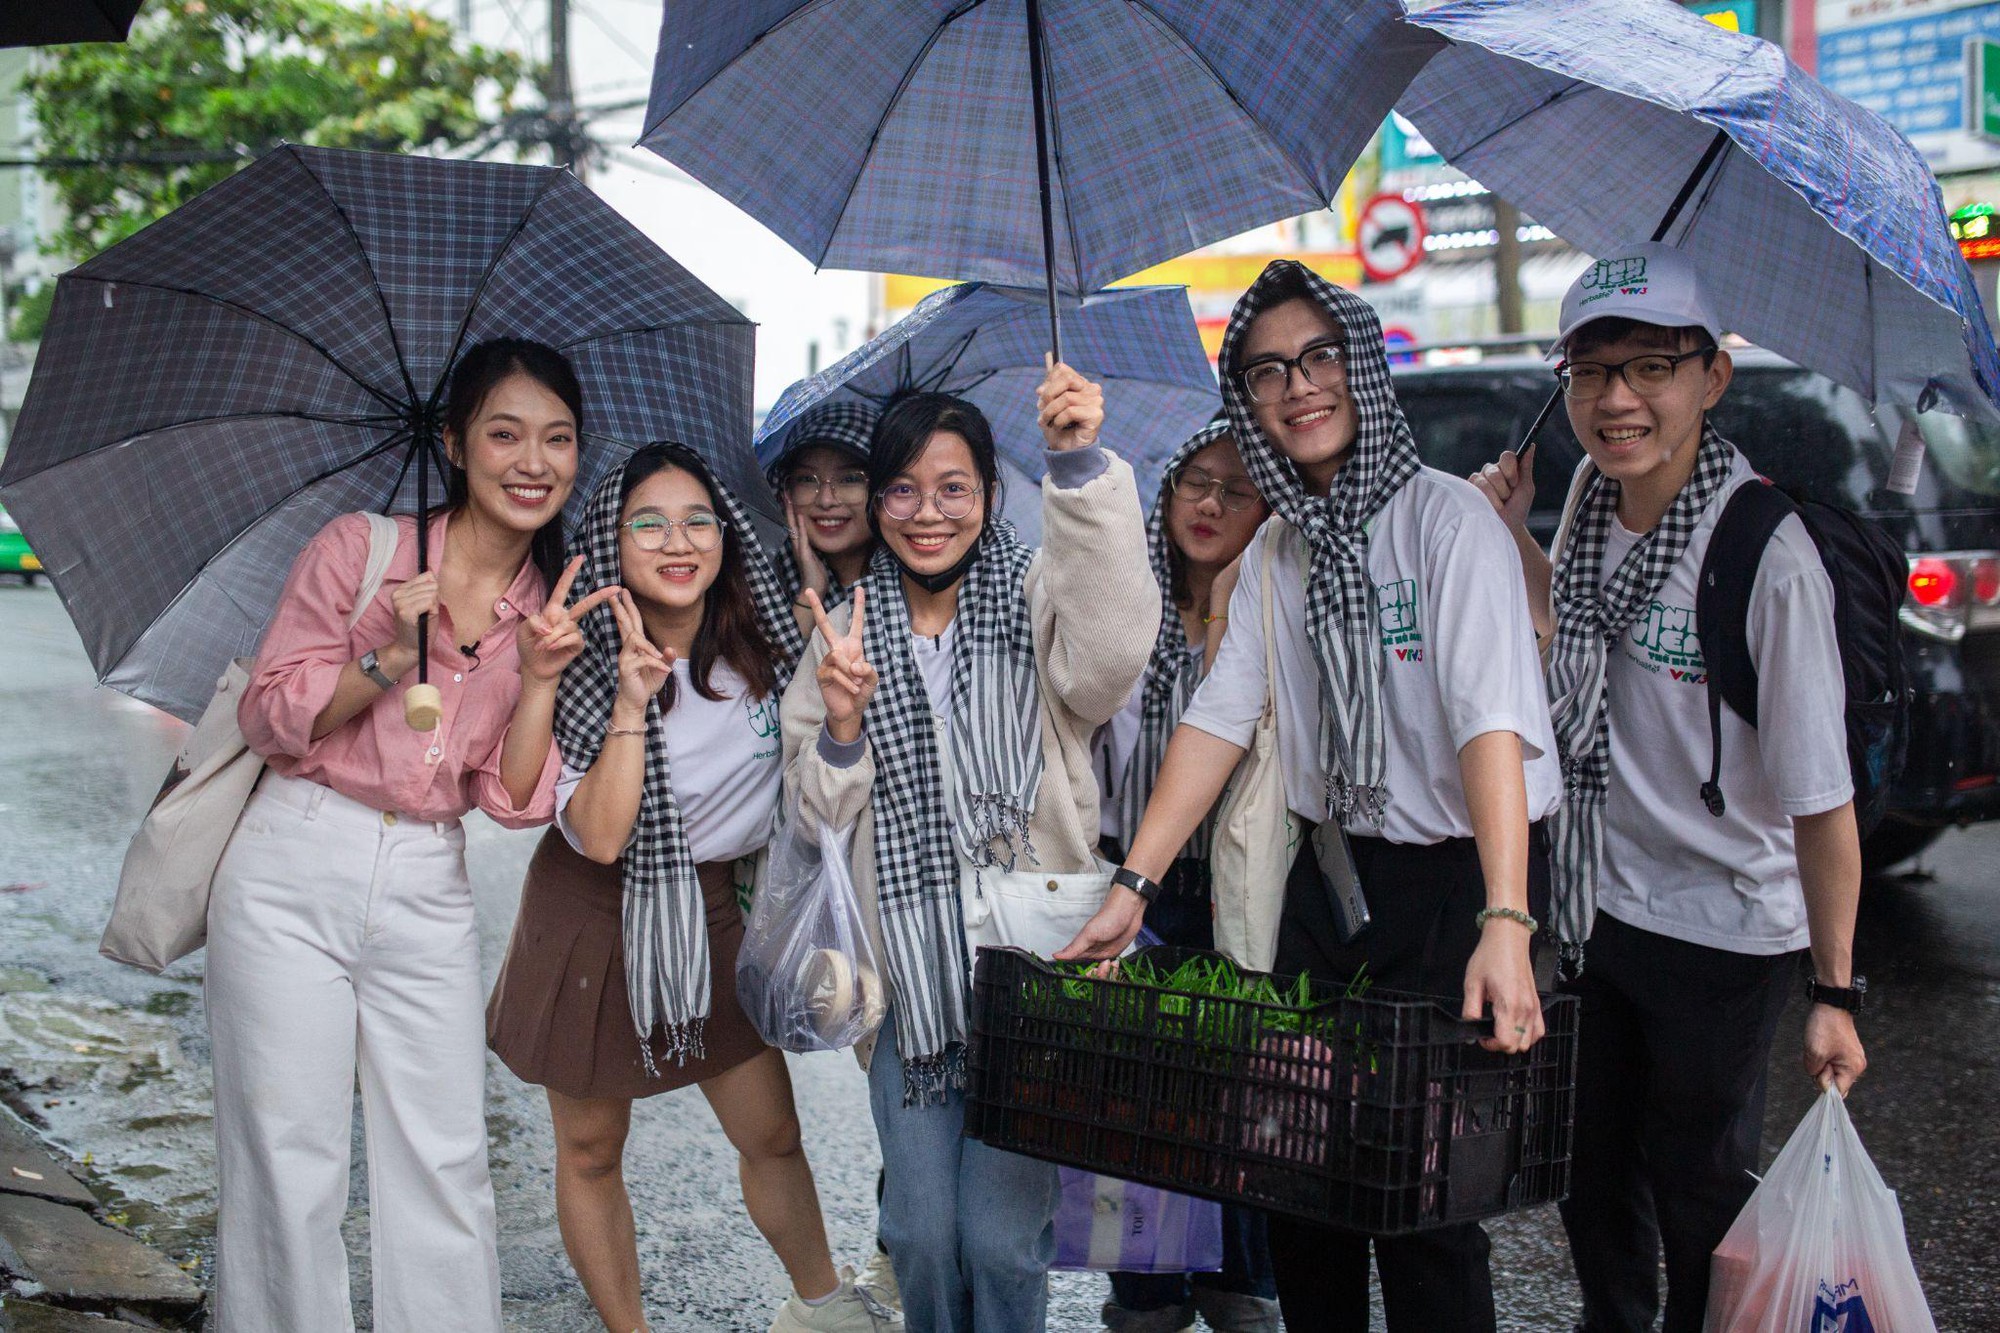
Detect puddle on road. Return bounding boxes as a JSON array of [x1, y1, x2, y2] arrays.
[[0, 987, 216, 1260]]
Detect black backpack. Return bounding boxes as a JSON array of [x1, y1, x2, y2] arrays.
[[1693, 480, 1909, 834]]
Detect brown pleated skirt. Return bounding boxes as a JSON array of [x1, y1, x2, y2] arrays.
[[486, 828, 770, 1101]]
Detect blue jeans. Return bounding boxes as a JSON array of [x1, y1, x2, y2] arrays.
[[868, 1013, 1061, 1333]]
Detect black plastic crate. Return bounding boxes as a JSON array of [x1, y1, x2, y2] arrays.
[[963, 946, 1577, 1235]]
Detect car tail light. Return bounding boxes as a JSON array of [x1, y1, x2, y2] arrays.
[[1902, 551, 2000, 642]]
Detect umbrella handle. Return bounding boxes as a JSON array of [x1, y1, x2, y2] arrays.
[[405, 425, 437, 731], [405, 681, 443, 731]]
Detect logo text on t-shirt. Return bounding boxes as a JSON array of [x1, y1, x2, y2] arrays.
[[744, 693, 781, 760], [1625, 599, 1707, 684], [1377, 578, 1424, 662]]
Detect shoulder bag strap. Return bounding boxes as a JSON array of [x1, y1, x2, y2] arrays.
[[347, 512, 401, 634]]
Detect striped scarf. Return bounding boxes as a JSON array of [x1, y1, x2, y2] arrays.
[[1546, 425, 1736, 970], [1217, 260, 1421, 826], [1119, 420, 1234, 859], [856, 524, 1042, 1105], [555, 454, 802, 1073]]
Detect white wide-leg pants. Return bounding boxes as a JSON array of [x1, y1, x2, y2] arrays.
[[205, 772, 501, 1333]]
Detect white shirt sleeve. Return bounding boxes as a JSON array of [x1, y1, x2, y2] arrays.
[[1747, 516, 1855, 816], [1180, 528, 1269, 748], [1424, 501, 1554, 758]]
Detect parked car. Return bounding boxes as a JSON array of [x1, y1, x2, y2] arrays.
[[0, 503, 38, 585], [1393, 347, 2000, 872]]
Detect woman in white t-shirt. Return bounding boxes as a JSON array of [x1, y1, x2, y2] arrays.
[[486, 444, 881, 1333], [1062, 260, 1563, 1333]]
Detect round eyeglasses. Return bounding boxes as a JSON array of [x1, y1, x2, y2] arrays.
[[622, 512, 725, 552], [785, 470, 870, 507], [1238, 343, 1345, 404], [1171, 466, 1262, 512], [1556, 349, 1710, 401], [876, 481, 983, 522]]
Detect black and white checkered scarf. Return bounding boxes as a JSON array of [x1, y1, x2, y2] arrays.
[[1120, 421, 1234, 859], [556, 453, 802, 1074], [766, 400, 879, 610], [1217, 260, 1421, 826], [855, 523, 1042, 1105], [1546, 424, 1736, 970]]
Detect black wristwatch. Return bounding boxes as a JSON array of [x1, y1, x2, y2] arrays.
[[1111, 866, 1162, 905], [1805, 974, 1867, 1013]]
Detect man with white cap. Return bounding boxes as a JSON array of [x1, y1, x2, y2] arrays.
[[1473, 241, 1868, 1333]]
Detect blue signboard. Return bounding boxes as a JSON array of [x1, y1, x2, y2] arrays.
[[1819, 2, 2000, 139]]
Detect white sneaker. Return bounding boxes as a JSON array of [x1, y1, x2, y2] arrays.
[[855, 1248, 902, 1314], [768, 1264, 904, 1332]]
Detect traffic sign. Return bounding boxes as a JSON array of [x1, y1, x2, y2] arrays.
[[1358, 194, 1427, 284], [1972, 37, 2000, 143]]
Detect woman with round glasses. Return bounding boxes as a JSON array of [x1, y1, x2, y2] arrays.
[[769, 400, 883, 632], [780, 361, 1159, 1332], [1061, 261, 1562, 1333], [487, 444, 884, 1333], [1095, 420, 1280, 1332]]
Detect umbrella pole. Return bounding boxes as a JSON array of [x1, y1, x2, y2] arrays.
[[405, 430, 443, 731], [1024, 0, 1064, 364], [1507, 128, 1732, 461]]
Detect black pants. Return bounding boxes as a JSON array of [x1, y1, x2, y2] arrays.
[[1558, 911, 1798, 1333], [1263, 826, 1550, 1333], [1099, 852, 1278, 1311]]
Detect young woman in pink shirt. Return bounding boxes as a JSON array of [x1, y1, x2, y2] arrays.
[[212, 339, 604, 1332]]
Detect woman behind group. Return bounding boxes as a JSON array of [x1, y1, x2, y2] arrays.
[[773, 399, 882, 632], [1063, 261, 1563, 1333], [486, 444, 890, 1333], [781, 361, 1159, 1333], [220, 338, 590, 1330], [1094, 421, 1279, 1333]]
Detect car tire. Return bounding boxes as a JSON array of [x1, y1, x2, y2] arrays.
[[1861, 819, 1944, 875]]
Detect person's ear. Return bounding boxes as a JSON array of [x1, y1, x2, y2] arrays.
[[443, 428, 464, 470], [1702, 348, 1734, 410]]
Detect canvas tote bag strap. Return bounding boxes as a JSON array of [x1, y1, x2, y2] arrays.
[[348, 512, 400, 633]]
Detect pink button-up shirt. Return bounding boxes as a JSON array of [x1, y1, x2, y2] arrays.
[[238, 511, 560, 827]]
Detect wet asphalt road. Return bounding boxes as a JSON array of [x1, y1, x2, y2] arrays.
[[0, 579, 1995, 1331]]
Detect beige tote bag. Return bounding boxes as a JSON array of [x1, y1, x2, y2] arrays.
[[1209, 523, 1300, 972]]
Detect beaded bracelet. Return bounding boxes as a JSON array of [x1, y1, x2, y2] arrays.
[[1475, 907, 1538, 933]]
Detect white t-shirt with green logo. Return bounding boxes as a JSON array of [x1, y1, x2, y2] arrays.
[[1595, 454, 1852, 955], [1181, 467, 1563, 845], [555, 659, 783, 865]]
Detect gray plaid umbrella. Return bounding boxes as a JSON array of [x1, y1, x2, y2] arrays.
[[640, 0, 1437, 357], [0, 144, 756, 722], [2, 0, 144, 47]]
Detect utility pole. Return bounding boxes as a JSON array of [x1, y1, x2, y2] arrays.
[[1492, 195, 1524, 336], [547, 0, 582, 181]]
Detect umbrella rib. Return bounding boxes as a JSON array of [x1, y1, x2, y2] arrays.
[[552, 319, 746, 354], [290, 146, 424, 412], [0, 411, 405, 489], [62, 275, 410, 418], [1429, 79, 1590, 162], [432, 170, 569, 412]]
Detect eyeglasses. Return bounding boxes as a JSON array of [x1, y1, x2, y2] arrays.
[[622, 512, 725, 552], [1556, 349, 1711, 401], [1172, 466, 1262, 512], [876, 481, 984, 522], [1238, 343, 1345, 404], [785, 470, 870, 507]]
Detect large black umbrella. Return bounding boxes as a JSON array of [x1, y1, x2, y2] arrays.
[[3, 0, 146, 47], [0, 144, 758, 722]]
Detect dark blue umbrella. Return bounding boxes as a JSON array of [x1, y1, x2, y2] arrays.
[[640, 0, 1434, 358], [757, 282, 1217, 544], [1399, 0, 2000, 425], [0, 145, 757, 721]]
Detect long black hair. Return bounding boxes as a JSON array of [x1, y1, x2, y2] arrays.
[[866, 391, 1002, 528], [617, 442, 781, 705], [440, 338, 582, 592]]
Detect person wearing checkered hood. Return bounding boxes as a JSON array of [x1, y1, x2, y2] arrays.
[[767, 399, 882, 630], [779, 361, 1158, 1332], [1093, 418, 1281, 1331], [1472, 241, 1867, 1333], [1066, 259, 1562, 1332], [486, 444, 892, 1333]]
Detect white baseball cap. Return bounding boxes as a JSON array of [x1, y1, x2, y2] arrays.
[[1553, 242, 1724, 357]]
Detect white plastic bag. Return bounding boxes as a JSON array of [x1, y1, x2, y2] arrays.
[[736, 816, 887, 1052], [1705, 1086, 1936, 1332]]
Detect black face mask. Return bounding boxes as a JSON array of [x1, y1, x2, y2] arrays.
[[891, 526, 984, 594]]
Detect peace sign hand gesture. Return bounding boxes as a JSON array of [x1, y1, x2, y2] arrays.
[[518, 555, 620, 686], [608, 588, 674, 725], [804, 587, 876, 744]]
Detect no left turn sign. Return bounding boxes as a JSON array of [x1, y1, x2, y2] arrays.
[[1358, 194, 1428, 283]]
